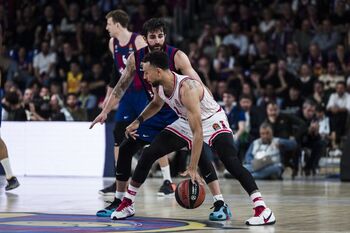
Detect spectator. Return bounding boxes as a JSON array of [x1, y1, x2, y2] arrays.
[[269, 18, 293, 58], [329, 44, 350, 75], [300, 99, 327, 176], [78, 81, 97, 110], [14, 47, 34, 90], [197, 56, 216, 92], [281, 86, 304, 115], [250, 40, 277, 80], [63, 62, 83, 95], [48, 94, 66, 121], [222, 89, 245, 142], [213, 45, 235, 81], [293, 19, 314, 56], [197, 24, 217, 58], [297, 63, 316, 98], [257, 84, 283, 109], [285, 42, 302, 77], [259, 8, 275, 35], [311, 81, 328, 107], [265, 101, 306, 173], [33, 40, 57, 85], [303, 43, 326, 77], [85, 62, 108, 102], [311, 19, 341, 54], [1, 90, 27, 121], [222, 21, 249, 56], [65, 93, 87, 121], [326, 81, 350, 143], [244, 122, 297, 180], [319, 61, 345, 95], [56, 42, 79, 82]]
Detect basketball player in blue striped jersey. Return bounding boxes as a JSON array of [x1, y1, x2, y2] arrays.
[[96, 10, 174, 216], [91, 18, 232, 221]]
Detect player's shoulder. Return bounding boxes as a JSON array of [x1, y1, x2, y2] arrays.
[[135, 34, 147, 49]]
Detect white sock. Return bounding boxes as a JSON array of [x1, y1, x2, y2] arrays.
[[115, 191, 125, 200], [1, 158, 14, 179], [125, 184, 139, 202], [161, 165, 172, 182], [250, 191, 266, 208], [213, 194, 224, 202]]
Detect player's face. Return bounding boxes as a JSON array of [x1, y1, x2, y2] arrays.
[[106, 18, 118, 37], [142, 62, 161, 87], [146, 29, 165, 51]]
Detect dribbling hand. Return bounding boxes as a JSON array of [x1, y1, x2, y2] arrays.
[[125, 120, 140, 140], [181, 167, 204, 186], [89, 112, 108, 129]]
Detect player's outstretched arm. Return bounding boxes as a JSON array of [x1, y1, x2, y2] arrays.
[[90, 54, 136, 129], [125, 89, 164, 139], [180, 80, 204, 185]]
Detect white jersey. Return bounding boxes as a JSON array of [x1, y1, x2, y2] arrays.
[[158, 72, 220, 120]]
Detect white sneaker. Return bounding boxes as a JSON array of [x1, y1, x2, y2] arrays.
[[111, 197, 135, 220], [246, 206, 276, 226]]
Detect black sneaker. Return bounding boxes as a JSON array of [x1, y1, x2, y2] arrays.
[[98, 183, 116, 196], [157, 180, 175, 196], [96, 198, 122, 217], [5, 177, 20, 191]]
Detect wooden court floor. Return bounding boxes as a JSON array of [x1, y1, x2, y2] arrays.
[[1, 176, 350, 233]]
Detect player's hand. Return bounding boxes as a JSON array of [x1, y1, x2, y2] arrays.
[[89, 112, 108, 129], [125, 120, 140, 140], [181, 166, 204, 186]]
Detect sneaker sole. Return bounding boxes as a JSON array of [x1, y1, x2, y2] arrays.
[[96, 210, 114, 217], [111, 214, 134, 220], [245, 220, 276, 226], [157, 192, 174, 197], [5, 183, 20, 191]]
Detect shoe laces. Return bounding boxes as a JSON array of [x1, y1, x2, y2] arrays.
[[116, 198, 132, 211], [210, 200, 225, 212]]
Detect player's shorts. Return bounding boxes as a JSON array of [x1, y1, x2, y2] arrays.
[[165, 108, 232, 149], [137, 107, 178, 143], [114, 89, 148, 122]]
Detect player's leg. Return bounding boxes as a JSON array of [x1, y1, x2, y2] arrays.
[[112, 130, 187, 220], [156, 155, 175, 196], [212, 133, 276, 226], [99, 121, 130, 196], [96, 137, 147, 217], [0, 138, 19, 191], [197, 143, 232, 221]]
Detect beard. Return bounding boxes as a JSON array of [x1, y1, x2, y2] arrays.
[[149, 43, 165, 51], [151, 80, 160, 87]]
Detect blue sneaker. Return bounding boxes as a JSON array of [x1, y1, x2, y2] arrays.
[[96, 198, 121, 217], [209, 200, 232, 221]]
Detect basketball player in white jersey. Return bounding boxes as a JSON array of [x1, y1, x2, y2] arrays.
[[113, 51, 276, 225]]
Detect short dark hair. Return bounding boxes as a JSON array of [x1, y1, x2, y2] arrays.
[[142, 18, 167, 36], [142, 51, 169, 70], [105, 10, 129, 28], [240, 93, 253, 101]]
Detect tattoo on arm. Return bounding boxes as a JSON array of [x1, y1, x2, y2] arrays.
[[186, 80, 199, 90], [112, 56, 135, 99]]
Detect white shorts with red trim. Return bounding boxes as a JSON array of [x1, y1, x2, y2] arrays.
[[165, 110, 233, 149]]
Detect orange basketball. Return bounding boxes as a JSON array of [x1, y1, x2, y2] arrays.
[[175, 179, 205, 209]]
